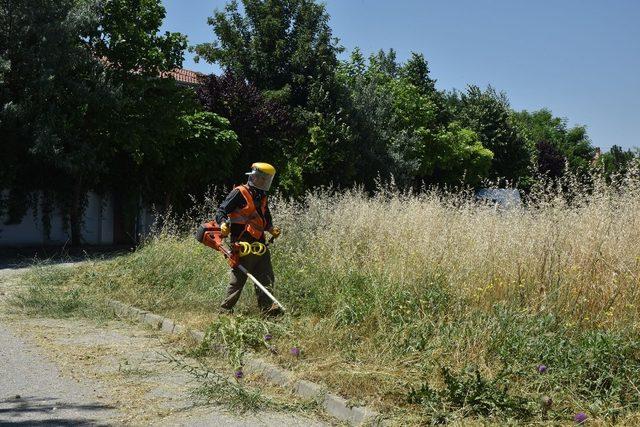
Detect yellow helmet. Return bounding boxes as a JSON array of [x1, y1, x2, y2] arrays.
[[252, 162, 276, 175], [246, 162, 276, 191]]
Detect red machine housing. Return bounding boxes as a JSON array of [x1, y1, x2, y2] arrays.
[[196, 220, 240, 268]]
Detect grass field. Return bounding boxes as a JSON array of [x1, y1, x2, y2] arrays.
[[14, 177, 640, 425]]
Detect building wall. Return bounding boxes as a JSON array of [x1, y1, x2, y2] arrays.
[[0, 192, 116, 246]]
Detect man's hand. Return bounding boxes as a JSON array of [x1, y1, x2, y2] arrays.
[[220, 222, 230, 237], [269, 226, 281, 238]]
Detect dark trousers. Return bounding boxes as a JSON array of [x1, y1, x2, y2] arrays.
[[220, 250, 275, 311]]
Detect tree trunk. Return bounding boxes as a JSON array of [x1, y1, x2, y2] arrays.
[[69, 180, 84, 247]]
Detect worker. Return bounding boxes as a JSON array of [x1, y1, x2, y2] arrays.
[[215, 162, 282, 315]]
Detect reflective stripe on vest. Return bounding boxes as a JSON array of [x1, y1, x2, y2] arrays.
[[228, 185, 267, 239]]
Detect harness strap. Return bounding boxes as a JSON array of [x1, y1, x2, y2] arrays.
[[229, 214, 258, 223]]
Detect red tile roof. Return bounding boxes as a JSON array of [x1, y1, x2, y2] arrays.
[[165, 68, 206, 86], [97, 55, 206, 85]]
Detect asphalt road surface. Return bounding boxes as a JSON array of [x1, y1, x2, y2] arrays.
[[0, 320, 118, 426], [0, 264, 328, 426]]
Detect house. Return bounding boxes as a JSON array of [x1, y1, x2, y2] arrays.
[[0, 68, 205, 247], [165, 68, 206, 87]]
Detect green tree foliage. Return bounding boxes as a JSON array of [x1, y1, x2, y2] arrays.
[[107, 78, 238, 212], [421, 123, 493, 185], [3, 0, 613, 248], [0, 0, 117, 244], [192, 0, 603, 194], [339, 49, 492, 187], [290, 64, 357, 191], [337, 49, 399, 185], [452, 86, 534, 185], [1, 0, 237, 244], [163, 111, 239, 206], [598, 145, 638, 180], [195, 0, 360, 194], [400, 53, 436, 95], [535, 140, 566, 179], [89, 0, 186, 76], [197, 72, 292, 186], [194, 0, 342, 105], [512, 109, 596, 177]]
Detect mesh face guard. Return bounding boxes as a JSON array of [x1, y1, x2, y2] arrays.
[[246, 169, 274, 191]]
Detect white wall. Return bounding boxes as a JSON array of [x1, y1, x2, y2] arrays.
[[0, 204, 44, 246], [0, 192, 115, 246]]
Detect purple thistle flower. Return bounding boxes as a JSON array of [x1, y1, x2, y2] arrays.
[[537, 364, 547, 374], [264, 334, 272, 341], [574, 412, 587, 424], [290, 347, 300, 357], [234, 370, 244, 379]]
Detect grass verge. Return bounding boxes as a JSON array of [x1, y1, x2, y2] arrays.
[[12, 179, 640, 424]]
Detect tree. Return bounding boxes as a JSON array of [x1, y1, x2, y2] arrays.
[[0, 0, 228, 245], [337, 49, 398, 186], [417, 122, 493, 186], [194, 0, 365, 194], [159, 111, 239, 209], [454, 86, 534, 185], [89, 0, 186, 77], [107, 77, 239, 214], [512, 109, 596, 178], [194, 0, 342, 107], [338, 50, 493, 188], [0, 0, 117, 244], [400, 53, 435, 94], [196, 72, 292, 185], [598, 145, 638, 180], [89, 1, 243, 218], [388, 80, 492, 186], [536, 140, 565, 179]]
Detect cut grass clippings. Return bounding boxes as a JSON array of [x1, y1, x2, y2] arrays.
[[10, 263, 115, 320]]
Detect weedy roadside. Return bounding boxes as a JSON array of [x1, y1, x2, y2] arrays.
[[11, 173, 640, 425]]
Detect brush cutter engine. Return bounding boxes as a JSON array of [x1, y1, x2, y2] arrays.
[[196, 220, 240, 267]]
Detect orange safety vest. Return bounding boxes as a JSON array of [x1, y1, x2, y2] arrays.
[[228, 185, 268, 240]]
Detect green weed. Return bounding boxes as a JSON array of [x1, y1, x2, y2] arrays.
[[166, 352, 316, 414], [198, 315, 286, 369], [408, 367, 535, 424]]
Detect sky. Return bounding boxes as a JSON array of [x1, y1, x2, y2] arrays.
[[160, 0, 640, 150]]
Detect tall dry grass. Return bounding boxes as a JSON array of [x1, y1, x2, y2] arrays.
[[275, 178, 640, 329], [18, 172, 640, 424]]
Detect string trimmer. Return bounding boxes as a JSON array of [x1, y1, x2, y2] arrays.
[[197, 220, 285, 311]]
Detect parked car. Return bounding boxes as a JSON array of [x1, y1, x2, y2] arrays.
[[475, 188, 522, 209]]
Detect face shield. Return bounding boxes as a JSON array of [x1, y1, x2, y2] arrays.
[[246, 169, 274, 192]]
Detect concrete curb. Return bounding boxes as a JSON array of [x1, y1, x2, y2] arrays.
[[107, 300, 383, 426]]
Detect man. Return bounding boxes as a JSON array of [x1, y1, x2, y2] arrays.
[[215, 162, 282, 315]]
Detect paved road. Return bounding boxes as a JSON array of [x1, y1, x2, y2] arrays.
[[0, 265, 329, 426], [0, 265, 118, 425], [0, 321, 118, 426]]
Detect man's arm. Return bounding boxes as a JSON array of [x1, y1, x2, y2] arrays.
[[215, 188, 246, 224], [264, 204, 273, 231]]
